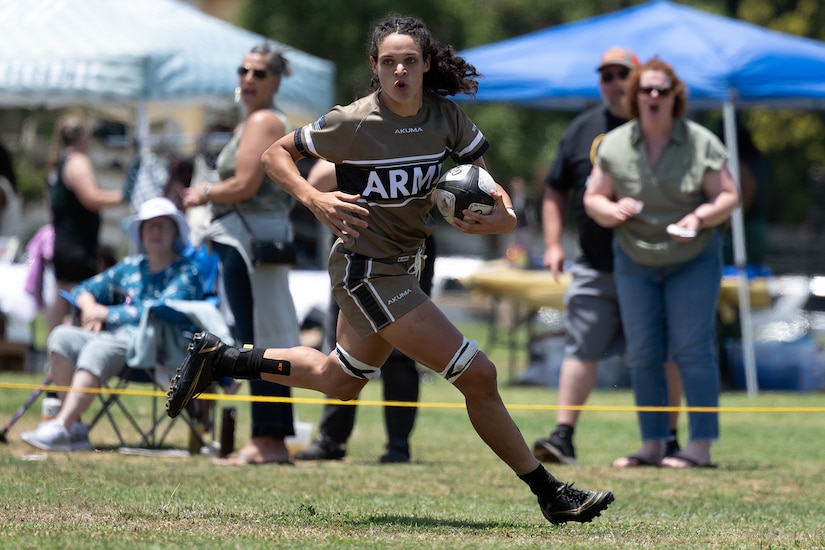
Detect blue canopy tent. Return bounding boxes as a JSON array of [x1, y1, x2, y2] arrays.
[[459, 0, 825, 395], [459, 0, 825, 110], [0, 0, 335, 154]]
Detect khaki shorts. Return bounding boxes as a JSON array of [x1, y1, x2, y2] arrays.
[[563, 262, 624, 361], [328, 243, 429, 339], [47, 324, 132, 382]]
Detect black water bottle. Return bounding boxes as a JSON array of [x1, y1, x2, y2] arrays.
[[219, 407, 236, 458]]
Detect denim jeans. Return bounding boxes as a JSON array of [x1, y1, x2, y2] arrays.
[[613, 233, 722, 442]]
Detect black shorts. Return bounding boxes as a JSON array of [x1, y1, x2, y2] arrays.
[[52, 241, 98, 283]]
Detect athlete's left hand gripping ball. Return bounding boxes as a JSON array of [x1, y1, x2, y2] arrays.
[[435, 164, 496, 223]]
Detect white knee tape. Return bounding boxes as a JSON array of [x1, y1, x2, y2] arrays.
[[336, 344, 382, 380], [439, 338, 478, 383]]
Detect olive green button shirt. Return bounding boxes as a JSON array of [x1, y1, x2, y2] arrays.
[[595, 117, 727, 266]]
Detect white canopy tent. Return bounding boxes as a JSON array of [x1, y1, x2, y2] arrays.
[[0, 0, 335, 154]]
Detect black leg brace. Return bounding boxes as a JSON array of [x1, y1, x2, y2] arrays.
[[215, 347, 291, 379]]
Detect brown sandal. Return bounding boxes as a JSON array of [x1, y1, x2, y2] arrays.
[[212, 450, 293, 466], [660, 454, 716, 469], [612, 455, 660, 468]]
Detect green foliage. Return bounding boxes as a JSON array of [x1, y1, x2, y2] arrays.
[[732, 0, 825, 223], [461, 103, 575, 192], [13, 159, 46, 204]]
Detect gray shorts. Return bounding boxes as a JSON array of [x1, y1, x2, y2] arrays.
[[328, 243, 429, 339], [47, 325, 131, 382], [563, 262, 624, 361]]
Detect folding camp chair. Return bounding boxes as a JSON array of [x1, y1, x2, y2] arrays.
[[89, 300, 235, 451], [58, 291, 232, 452], [86, 363, 214, 451]]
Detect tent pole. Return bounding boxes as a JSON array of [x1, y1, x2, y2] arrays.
[[723, 100, 758, 397], [136, 100, 151, 167]]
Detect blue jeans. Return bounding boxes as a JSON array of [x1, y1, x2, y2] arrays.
[[613, 233, 722, 443], [212, 242, 294, 439]]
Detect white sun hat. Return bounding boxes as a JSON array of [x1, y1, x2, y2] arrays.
[[127, 197, 189, 254]]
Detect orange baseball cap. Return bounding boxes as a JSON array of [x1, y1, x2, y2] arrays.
[[597, 47, 640, 71]]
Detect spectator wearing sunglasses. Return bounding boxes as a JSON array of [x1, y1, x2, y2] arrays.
[[584, 58, 739, 469], [182, 43, 300, 466], [534, 48, 684, 467]]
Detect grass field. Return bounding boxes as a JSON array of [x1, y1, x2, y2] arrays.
[[1, 319, 824, 549]]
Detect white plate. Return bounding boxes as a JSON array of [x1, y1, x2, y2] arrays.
[[666, 224, 696, 238]]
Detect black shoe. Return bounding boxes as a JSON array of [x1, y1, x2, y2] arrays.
[[539, 482, 614, 525], [533, 429, 578, 466], [166, 332, 224, 418], [379, 450, 410, 464], [665, 436, 681, 457], [293, 438, 346, 461]]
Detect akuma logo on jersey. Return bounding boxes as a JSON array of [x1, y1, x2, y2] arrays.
[[361, 163, 440, 200], [395, 127, 423, 134], [387, 288, 412, 305]]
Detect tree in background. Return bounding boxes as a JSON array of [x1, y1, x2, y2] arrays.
[[726, 0, 825, 225]]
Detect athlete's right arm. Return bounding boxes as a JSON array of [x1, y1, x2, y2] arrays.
[[261, 133, 369, 242]]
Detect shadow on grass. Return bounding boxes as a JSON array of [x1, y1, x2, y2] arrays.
[[319, 510, 530, 531]]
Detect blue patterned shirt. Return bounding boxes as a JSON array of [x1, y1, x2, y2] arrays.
[[72, 255, 202, 329]]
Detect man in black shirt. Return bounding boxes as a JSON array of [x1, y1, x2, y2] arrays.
[[533, 48, 682, 466]]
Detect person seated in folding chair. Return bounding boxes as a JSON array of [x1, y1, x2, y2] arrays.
[[22, 197, 202, 452]]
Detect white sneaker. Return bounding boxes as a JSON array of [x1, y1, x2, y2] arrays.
[[21, 419, 91, 452], [69, 422, 91, 450]]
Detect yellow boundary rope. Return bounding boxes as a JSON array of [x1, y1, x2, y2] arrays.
[[2, 380, 824, 413]]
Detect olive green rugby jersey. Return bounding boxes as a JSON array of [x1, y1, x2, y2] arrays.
[[295, 91, 489, 260]]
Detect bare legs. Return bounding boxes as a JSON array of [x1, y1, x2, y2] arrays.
[[453, 353, 539, 474], [556, 358, 600, 427], [46, 281, 75, 332], [49, 351, 98, 429], [267, 299, 541, 475]]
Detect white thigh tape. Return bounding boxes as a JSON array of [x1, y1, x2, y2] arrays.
[[336, 344, 382, 380], [439, 338, 478, 383]]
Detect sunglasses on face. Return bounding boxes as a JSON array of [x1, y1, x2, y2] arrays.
[[600, 68, 630, 83], [639, 86, 673, 97], [237, 66, 268, 80]]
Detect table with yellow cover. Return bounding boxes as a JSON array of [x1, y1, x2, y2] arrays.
[[460, 260, 772, 379], [461, 260, 771, 313], [460, 260, 570, 311]]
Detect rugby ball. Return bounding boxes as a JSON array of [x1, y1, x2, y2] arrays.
[[435, 164, 496, 223]]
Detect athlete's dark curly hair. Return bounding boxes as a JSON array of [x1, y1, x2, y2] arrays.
[[367, 14, 481, 97]]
